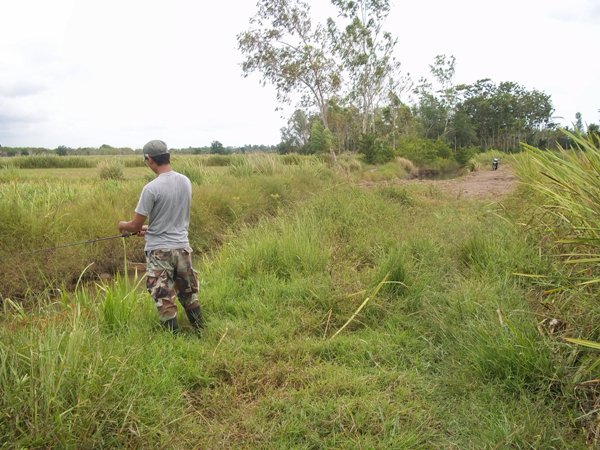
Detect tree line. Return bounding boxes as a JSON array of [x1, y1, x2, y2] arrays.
[[238, 0, 598, 163], [0, 143, 277, 157]]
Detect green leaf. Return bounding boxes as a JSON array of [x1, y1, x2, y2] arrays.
[[564, 338, 600, 351]]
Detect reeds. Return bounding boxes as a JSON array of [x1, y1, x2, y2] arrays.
[[517, 132, 600, 287], [515, 132, 600, 417]]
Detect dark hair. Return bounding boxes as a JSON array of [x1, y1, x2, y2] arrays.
[[150, 153, 170, 165]]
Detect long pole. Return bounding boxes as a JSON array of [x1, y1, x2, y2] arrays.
[[23, 233, 133, 255]]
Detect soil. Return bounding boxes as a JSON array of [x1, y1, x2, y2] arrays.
[[418, 164, 518, 199], [362, 164, 518, 199]]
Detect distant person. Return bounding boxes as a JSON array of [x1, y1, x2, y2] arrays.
[[492, 158, 499, 170], [118, 140, 203, 333]]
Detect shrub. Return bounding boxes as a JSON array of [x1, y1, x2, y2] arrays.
[[469, 149, 507, 171], [454, 146, 479, 166], [98, 161, 124, 180], [396, 157, 416, 175], [398, 138, 450, 166], [361, 161, 409, 182], [309, 122, 333, 155], [203, 155, 240, 167], [359, 133, 395, 165]]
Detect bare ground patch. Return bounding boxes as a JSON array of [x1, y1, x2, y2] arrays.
[[360, 165, 518, 200]]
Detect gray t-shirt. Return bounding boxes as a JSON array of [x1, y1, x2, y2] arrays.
[[135, 171, 192, 251]]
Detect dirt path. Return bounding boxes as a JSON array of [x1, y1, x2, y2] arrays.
[[419, 165, 518, 199], [362, 165, 518, 199]]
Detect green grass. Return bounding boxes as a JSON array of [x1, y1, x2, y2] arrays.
[[0, 153, 593, 447]]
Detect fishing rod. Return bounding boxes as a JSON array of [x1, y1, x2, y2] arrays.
[[23, 232, 135, 255]]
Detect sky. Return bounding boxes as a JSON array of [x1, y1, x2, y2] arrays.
[[0, 0, 598, 149]]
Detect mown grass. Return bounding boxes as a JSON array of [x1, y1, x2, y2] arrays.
[[0, 153, 592, 447]]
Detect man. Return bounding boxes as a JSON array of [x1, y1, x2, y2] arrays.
[[118, 139, 203, 333]]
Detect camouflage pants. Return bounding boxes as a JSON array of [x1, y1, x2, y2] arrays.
[[145, 248, 200, 321]]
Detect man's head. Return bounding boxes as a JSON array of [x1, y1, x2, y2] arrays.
[[143, 140, 170, 166]]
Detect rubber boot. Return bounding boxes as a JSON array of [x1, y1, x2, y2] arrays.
[[185, 306, 204, 331], [162, 317, 179, 334]]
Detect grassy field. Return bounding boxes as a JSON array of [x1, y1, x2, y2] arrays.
[[0, 152, 596, 448]]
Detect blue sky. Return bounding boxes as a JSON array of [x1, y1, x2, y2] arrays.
[[0, 0, 598, 148]]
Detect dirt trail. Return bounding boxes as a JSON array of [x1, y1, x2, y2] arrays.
[[363, 165, 518, 199], [418, 165, 518, 199]]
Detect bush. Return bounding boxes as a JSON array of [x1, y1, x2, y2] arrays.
[[454, 146, 479, 166], [359, 133, 395, 165], [469, 149, 507, 171], [203, 155, 243, 167], [309, 122, 333, 155], [395, 157, 416, 175], [98, 161, 124, 180], [361, 161, 409, 182], [397, 138, 446, 165]]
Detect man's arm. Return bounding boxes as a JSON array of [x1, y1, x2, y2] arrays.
[[118, 213, 147, 234]]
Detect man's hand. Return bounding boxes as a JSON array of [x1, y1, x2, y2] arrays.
[[118, 220, 129, 234], [137, 225, 148, 236], [117, 213, 147, 235]]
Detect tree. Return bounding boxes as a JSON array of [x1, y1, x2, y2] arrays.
[[279, 109, 311, 153], [327, 99, 361, 153], [210, 141, 226, 154], [455, 79, 553, 150], [414, 92, 447, 140], [56, 145, 69, 156], [238, 0, 340, 129], [448, 110, 477, 148], [308, 121, 333, 154], [575, 112, 584, 133], [358, 132, 394, 164], [429, 54, 457, 137], [378, 92, 418, 150], [328, 0, 403, 134], [413, 54, 457, 141]]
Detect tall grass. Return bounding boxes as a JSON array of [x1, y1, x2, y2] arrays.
[[0, 152, 592, 447], [514, 132, 600, 438], [97, 160, 125, 180], [0, 281, 196, 447], [515, 132, 600, 299], [0, 159, 333, 298], [0, 155, 145, 170], [519, 133, 600, 274], [469, 149, 508, 171]]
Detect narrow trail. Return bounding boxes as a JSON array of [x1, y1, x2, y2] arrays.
[[362, 165, 518, 199]]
